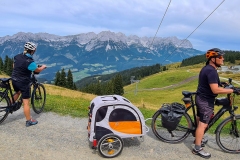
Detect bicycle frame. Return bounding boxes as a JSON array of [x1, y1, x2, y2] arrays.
[[0, 73, 39, 110], [0, 78, 16, 105], [184, 91, 238, 135]]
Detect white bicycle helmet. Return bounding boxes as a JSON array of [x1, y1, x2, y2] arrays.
[[24, 42, 37, 51]]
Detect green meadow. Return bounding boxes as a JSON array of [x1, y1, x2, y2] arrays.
[[1, 63, 240, 133]]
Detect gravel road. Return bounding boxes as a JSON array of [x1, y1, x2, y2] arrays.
[[0, 109, 239, 160]]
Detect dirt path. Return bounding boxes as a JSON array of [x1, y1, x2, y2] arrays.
[[0, 109, 239, 160]]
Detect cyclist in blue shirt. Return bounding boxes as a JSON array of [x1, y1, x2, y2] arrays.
[[193, 48, 237, 158], [11, 42, 46, 127]]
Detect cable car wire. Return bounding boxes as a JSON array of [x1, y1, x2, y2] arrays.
[[150, 0, 172, 47], [159, 0, 226, 64]]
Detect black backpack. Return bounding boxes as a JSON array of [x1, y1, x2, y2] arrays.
[[160, 102, 186, 131]]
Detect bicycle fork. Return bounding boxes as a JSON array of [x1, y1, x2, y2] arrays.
[[231, 116, 240, 138], [229, 106, 239, 138]]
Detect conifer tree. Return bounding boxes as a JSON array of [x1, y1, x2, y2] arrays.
[[0, 57, 3, 73], [73, 83, 77, 90], [66, 69, 74, 89], [95, 80, 101, 95], [3, 55, 8, 73], [55, 71, 61, 86], [59, 68, 67, 87], [6, 57, 13, 76], [229, 56, 235, 64], [105, 80, 114, 94], [113, 74, 124, 95]]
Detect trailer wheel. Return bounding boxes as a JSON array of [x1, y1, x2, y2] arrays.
[[98, 134, 123, 158]]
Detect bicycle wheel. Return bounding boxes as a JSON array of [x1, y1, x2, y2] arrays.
[[216, 115, 240, 153], [0, 93, 10, 124], [31, 83, 46, 114], [151, 110, 192, 143], [98, 134, 123, 158]]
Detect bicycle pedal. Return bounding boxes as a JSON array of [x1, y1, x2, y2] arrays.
[[6, 107, 13, 113]]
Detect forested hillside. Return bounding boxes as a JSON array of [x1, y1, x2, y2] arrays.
[[75, 64, 166, 89], [181, 50, 240, 67], [76, 64, 169, 95]]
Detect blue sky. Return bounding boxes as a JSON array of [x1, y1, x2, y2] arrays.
[[0, 0, 239, 51]]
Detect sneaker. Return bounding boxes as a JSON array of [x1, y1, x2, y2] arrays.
[[194, 137, 208, 147], [26, 119, 38, 127], [192, 147, 211, 159]]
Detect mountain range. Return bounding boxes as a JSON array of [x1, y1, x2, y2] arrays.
[[0, 31, 204, 82]]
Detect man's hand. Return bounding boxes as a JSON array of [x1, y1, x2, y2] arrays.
[[232, 88, 240, 95], [220, 82, 228, 87]]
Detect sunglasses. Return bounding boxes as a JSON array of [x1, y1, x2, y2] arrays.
[[216, 55, 223, 59]]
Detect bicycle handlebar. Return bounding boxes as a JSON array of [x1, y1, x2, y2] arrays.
[[37, 65, 47, 69], [33, 65, 47, 75], [223, 78, 240, 95]]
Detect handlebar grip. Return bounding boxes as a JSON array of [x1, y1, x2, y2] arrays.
[[33, 71, 40, 75], [236, 88, 240, 95]]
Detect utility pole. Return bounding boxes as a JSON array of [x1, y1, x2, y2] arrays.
[[130, 76, 140, 95]]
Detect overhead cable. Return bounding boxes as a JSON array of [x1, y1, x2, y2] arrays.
[[160, 0, 226, 64], [150, 0, 172, 46]]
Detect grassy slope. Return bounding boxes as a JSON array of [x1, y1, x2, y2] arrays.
[[124, 63, 240, 119], [1, 63, 240, 121], [44, 84, 96, 117]]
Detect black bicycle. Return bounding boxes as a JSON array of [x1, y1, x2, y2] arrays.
[[151, 78, 240, 153], [0, 70, 46, 124]]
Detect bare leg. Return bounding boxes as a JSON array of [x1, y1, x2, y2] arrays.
[[196, 116, 199, 125], [11, 91, 21, 104], [22, 98, 31, 120], [195, 121, 208, 146]]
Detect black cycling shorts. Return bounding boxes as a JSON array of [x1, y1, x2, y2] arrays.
[[12, 80, 31, 99], [195, 95, 214, 124]]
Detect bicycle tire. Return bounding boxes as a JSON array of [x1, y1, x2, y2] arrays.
[[98, 134, 123, 158], [0, 92, 10, 124], [216, 115, 240, 153], [31, 83, 46, 114], [151, 110, 192, 143]]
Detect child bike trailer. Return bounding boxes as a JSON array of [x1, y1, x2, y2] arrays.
[[87, 95, 146, 158]]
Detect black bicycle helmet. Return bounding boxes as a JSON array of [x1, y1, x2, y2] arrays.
[[205, 48, 225, 66]]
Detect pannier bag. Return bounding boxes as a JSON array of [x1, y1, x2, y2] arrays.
[[160, 102, 186, 131], [215, 97, 230, 106], [0, 80, 8, 89]]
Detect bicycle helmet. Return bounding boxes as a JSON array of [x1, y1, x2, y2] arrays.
[[24, 42, 37, 51], [205, 48, 225, 67], [206, 48, 225, 59]]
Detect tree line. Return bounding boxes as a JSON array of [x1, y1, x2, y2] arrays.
[[0, 56, 13, 76], [181, 50, 240, 67], [80, 74, 124, 95], [54, 68, 77, 90], [76, 63, 167, 95], [0, 55, 77, 91], [75, 64, 167, 89]]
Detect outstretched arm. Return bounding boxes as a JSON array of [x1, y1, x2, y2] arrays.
[[34, 65, 47, 73], [210, 83, 233, 94]]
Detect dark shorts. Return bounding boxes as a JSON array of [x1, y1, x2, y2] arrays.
[[195, 95, 214, 124], [12, 80, 31, 99]]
